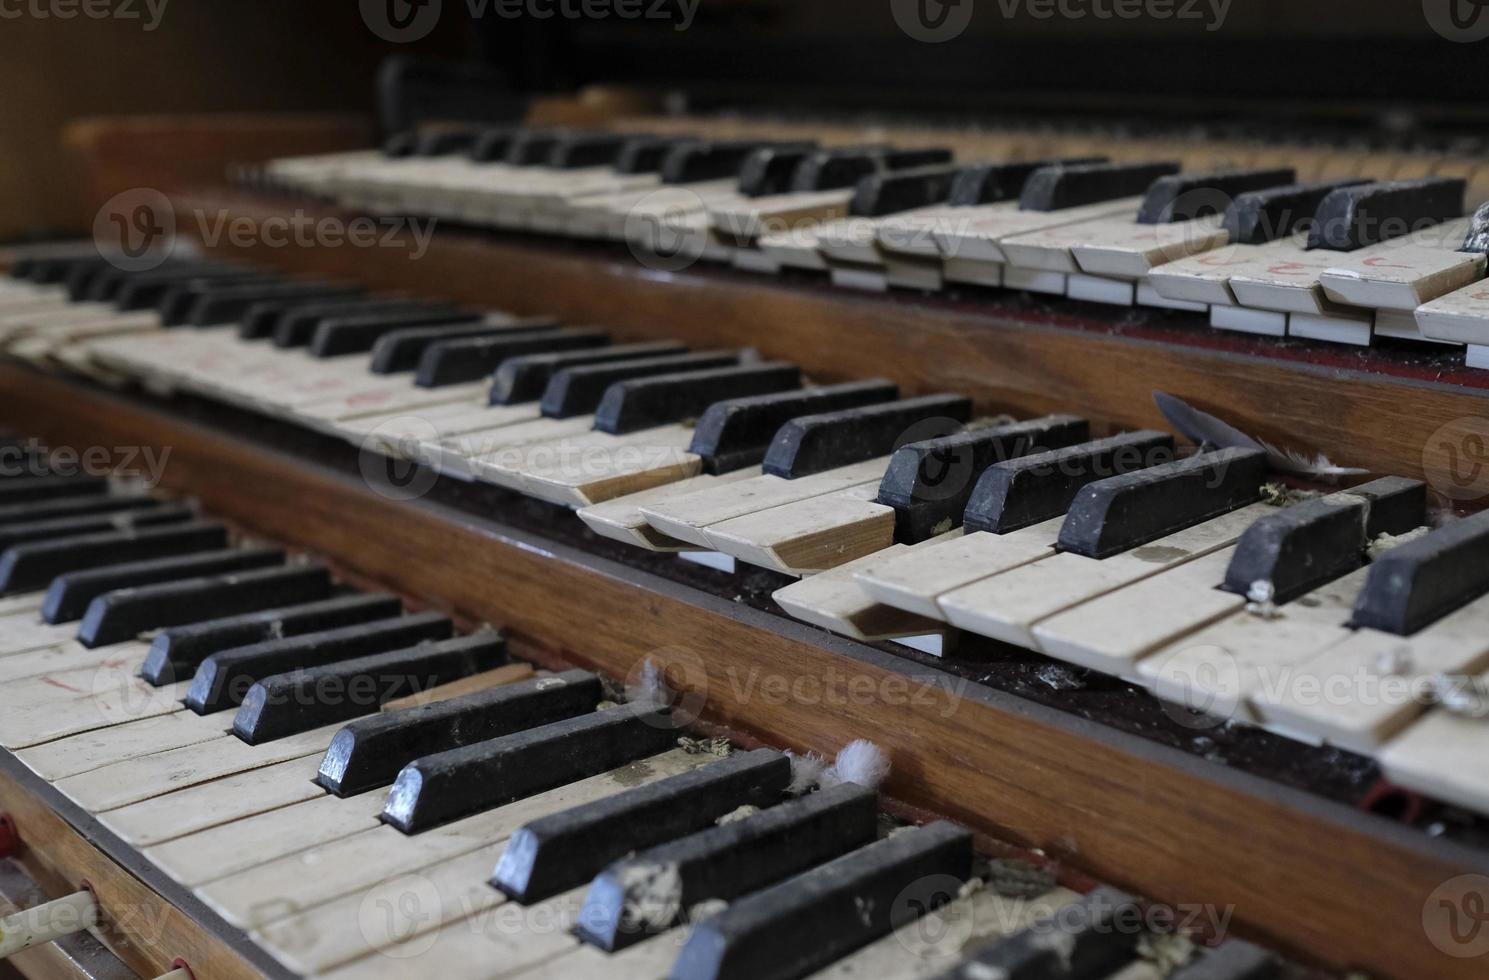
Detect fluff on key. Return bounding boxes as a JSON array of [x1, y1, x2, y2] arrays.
[[787, 739, 890, 794]]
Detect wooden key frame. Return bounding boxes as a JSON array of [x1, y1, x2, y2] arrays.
[[3, 365, 1488, 980]]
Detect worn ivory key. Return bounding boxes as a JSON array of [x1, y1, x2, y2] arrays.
[[772, 536, 957, 643]]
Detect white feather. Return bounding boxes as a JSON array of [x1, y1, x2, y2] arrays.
[[821, 739, 891, 790], [1257, 441, 1368, 483], [785, 751, 827, 795]]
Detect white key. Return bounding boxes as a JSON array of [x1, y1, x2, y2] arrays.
[[147, 791, 387, 888], [576, 468, 762, 552], [313, 887, 586, 980], [55, 722, 341, 812], [16, 705, 225, 781], [774, 542, 950, 642], [1147, 233, 1309, 306], [1320, 243, 1485, 311], [1378, 676, 1489, 814], [516, 425, 701, 508], [934, 198, 1143, 265], [853, 521, 1062, 619], [100, 754, 327, 848], [458, 416, 606, 487], [0, 641, 154, 699], [294, 381, 489, 429], [939, 504, 1271, 647], [710, 189, 854, 245], [197, 749, 707, 929], [1253, 594, 1489, 751], [335, 398, 518, 449], [1136, 566, 1368, 725], [758, 223, 829, 271], [1416, 279, 1489, 347], [640, 458, 890, 549], [0, 680, 191, 749], [1033, 547, 1245, 679], [253, 840, 512, 974], [1209, 304, 1289, 337], [701, 483, 892, 575], [1014, 215, 1228, 280]]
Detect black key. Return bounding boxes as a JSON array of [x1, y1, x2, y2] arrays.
[[549, 133, 627, 169], [0, 494, 167, 526], [415, 327, 608, 388], [0, 521, 228, 595], [63, 258, 115, 301], [878, 414, 1091, 543], [0, 475, 108, 506], [690, 381, 900, 475], [237, 294, 385, 341], [233, 633, 509, 744], [310, 310, 482, 358], [1223, 477, 1425, 603], [791, 147, 953, 194], [1352, 509, 1489, 635], [185, 611, 452, 714], [1170, 940, 1280, 980], [615, 135, 696, 176], [506, 129, 568, 166], [490, 341, 686, 406], [492, 748, 792, 904], [1136, 167, 1296, 224], [947, 157, 1106, 207], [83, 262, 215, 303], [158, 276, 285, 325], [1020, 161, 1181, 212], [272, 298, 436, 348], [1058, 447, 1268, 559], [762, 395, 972, 479], [469, 127, 520, 162], [540, 351, 740, 419], [672, 822, 974, 980], [1463, 199, 1489, 255], [738, 146, 820, 197], [319, 668, 604, 797], [141, 592, 404, 686], [114, 268, 262, 311], [849, 165, 960, 218], [664, 142, 796, 184], [186, 282, 358, 328], [416, 129, 478, 157], [577, 783, 879, 951], [938, 886, 1141, 980], [1308, 177, 1466, 251], [382, 131, 418, 158], [43, 547, 284, 624], [77, 563, 331, 648], [381, 705, 678, 833], [1224, 179, 1371, 246], [594, 362, 802, 435], [0, 503, 193, 552], [370, 320, 562, 375], [963, 431, 1176, 535]]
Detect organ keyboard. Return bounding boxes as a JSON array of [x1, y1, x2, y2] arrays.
[[5, 102, 1489, 980]]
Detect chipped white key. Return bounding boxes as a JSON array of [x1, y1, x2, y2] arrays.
[[516, 424, 702, 508], [1148, 233, 1309, 306], [1319, 243, 1486, 311], [1378, 673, 1489, 815], [774, 542, 949, 643], [16, 704, 225, 781], [576, 467, 762, 551], [701, 483, 892, 575]]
